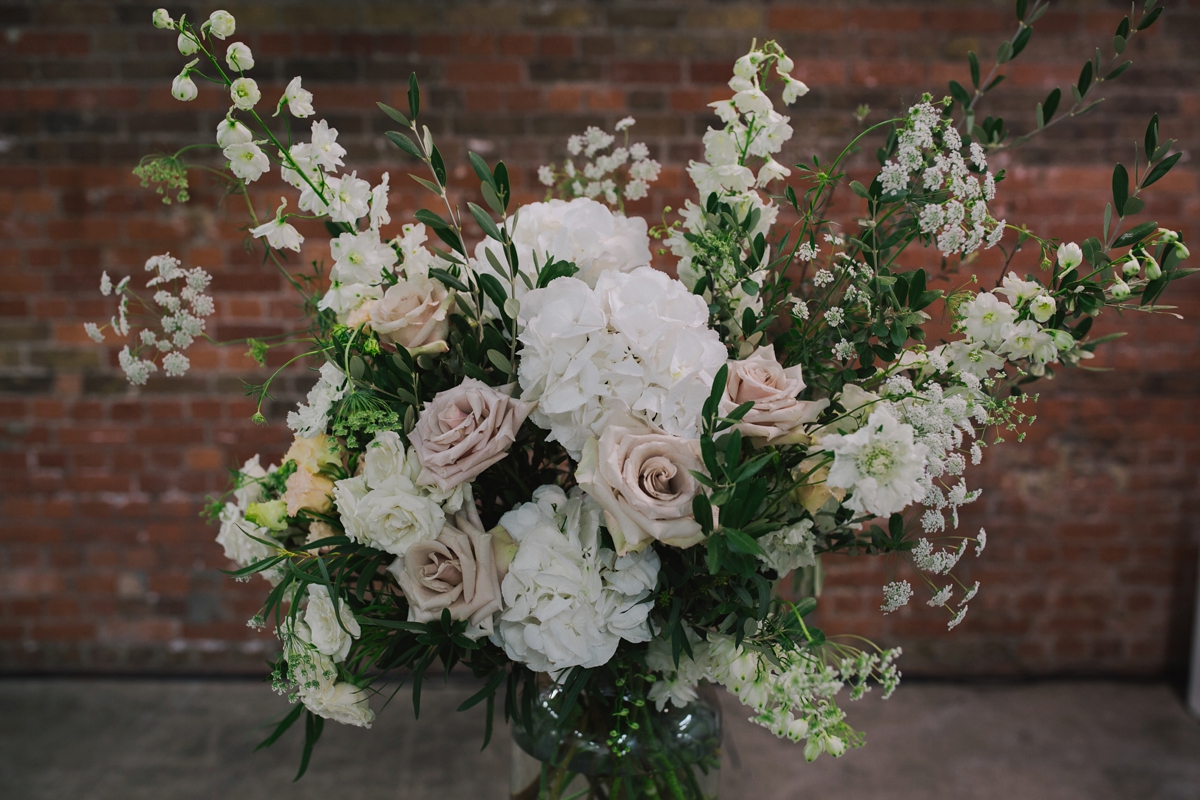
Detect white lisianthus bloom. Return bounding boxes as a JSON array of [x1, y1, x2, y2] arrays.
[[171, 72, 198, 102], [249, 211, 303, 252], [757, 157, 791, 187], [998, 320, 1058, 364], [326, 172, 371, 224], [944, 339, 1004, 379], [823, 405, 930, 518], [215, 117, 253, 147], [1029, 293, 1056, 323], [303, 585, 361, 662], [686, 162, 755, 198], [782, 75, 810, 104], [177, 32, 198, 56], [225, 41, 254, 71], [329, 229, 398, 285], [995, 272, 1042, 306], [207, 10, 236, 39], [492, 485, 659, 673], [286, 361, 349, 437], [152, 8, 174, 29], [216, 502, 275, 568], [369, 173, 391, 230], [332, 431, 445, 558], [1057, 241, 1083, 273], [302, 681, 375, 727], [229, 77, 260, 110], [282, 76, 315, 118], [958, 292, 1018, 349], [223, 141, 269, 182]]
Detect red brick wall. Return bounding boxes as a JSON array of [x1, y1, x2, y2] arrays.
[[2, 1, 1197, 675]]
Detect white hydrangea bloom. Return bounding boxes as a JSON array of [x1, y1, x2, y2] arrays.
[[492, 485, 659, 674], [473, 197, 651, 299], [517, 267, 725, 458], [757, 519, 816, 576]]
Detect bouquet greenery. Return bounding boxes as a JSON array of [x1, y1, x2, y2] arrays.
[[89, 3, 1189, 795]]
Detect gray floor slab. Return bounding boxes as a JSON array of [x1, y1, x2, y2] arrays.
[[1, 678, 1198, 799]]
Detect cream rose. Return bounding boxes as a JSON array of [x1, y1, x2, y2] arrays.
[[386, 504, 502, 639], [368, 275, 452, 353], [719, 345, 829, 444], [409, 379, 535, 492], [284, 432, 342, 474], [577, 424, 710, 555], [283, 467, 334, 516]]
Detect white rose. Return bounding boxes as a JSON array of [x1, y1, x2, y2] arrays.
[[369, 275, 452, 354], [719, 345, 828, 443], [303, 584, 361, 662]]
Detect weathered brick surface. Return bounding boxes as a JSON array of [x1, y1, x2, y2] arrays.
[[0, 0, 1197, 675]]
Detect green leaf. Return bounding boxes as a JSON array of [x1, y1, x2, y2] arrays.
[[791, 596, 818, 618], [725, 528, 763, 557], [1142, 152, 1181, 189], [1077, 60, 1093, 96], [468, 202, 503, 242], [692, 493, 714, 532], [1015, 0, 1028, 21], [849, 180, 869, 199], [487, 349, 513, 375], [1144, 114, 1159, 160], [986, 74, 1006, 91], [949, 80, 971, 108], [968, 51, 980, 88], [493, 161, 510, 210], [255, 703, 303, 752], [1113, 34, 1126, 54], [1113, 220, 1159, 249], [1121, 196, 1144, 216], [476, 272, 509, 316], [377, 102, 409, 127], [1112, 163, 1129, 216], [1011, 25, 1033, 59], [480, 182, 505, 217], [1041, 87, 1061, 122], [1105, 61, 1132, 81], [385, 130, 422, 159], [407, 73, 420, 119], [429, 145, 447, 187], [536, 259, 579, 289], [458, 669, 508, 712], [428, 267, 468, 292], [1137, 5, 1163, 30], [468, 151, 497, 192], [1116, 16, 1131, 39], [294, 712, 324, 781], [996, 40, 1014, 64], [410, 174, 442, 195]]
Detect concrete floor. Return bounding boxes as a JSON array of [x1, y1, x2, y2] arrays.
[[2, 678, 1199, 799]]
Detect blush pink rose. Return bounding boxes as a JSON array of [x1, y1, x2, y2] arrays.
[[577, 424, 710, 555], [409, 379, 535, 492], [386, 504, 502, 639], [719, 345, 829, 444], [369, 275, 452, 353]]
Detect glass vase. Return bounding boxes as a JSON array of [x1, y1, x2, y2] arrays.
[[510, 675, 722, 800]]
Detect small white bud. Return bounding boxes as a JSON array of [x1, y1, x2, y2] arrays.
[[208, 10, 236, 39], [1109, 277, 1131, 301], [229, 77, 261, 111], [225, 42, 254, 71], [1174, 241, 1190, 260], [177, 32, 198, 56], [1144, 254, 1162, 280], [1121, 256, 1141, 277], [1048, 329, 1074, 352], [171, 72, 198, 102], [1056, 241, 1083, 273], [215, 117, 253, 148], [151, 8, 174, 29], [1029, 294, 1056, 323]]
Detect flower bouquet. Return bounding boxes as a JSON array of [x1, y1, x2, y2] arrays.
[[89, 4, 1189, 797]]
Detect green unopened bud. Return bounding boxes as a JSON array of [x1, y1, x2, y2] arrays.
[[251, 412, 266, 425], [1143, 254, 1162, 280], [1048, 329, 1075, 352], [1174, 241, 1190, 260], [245, 499, 288, 532]]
